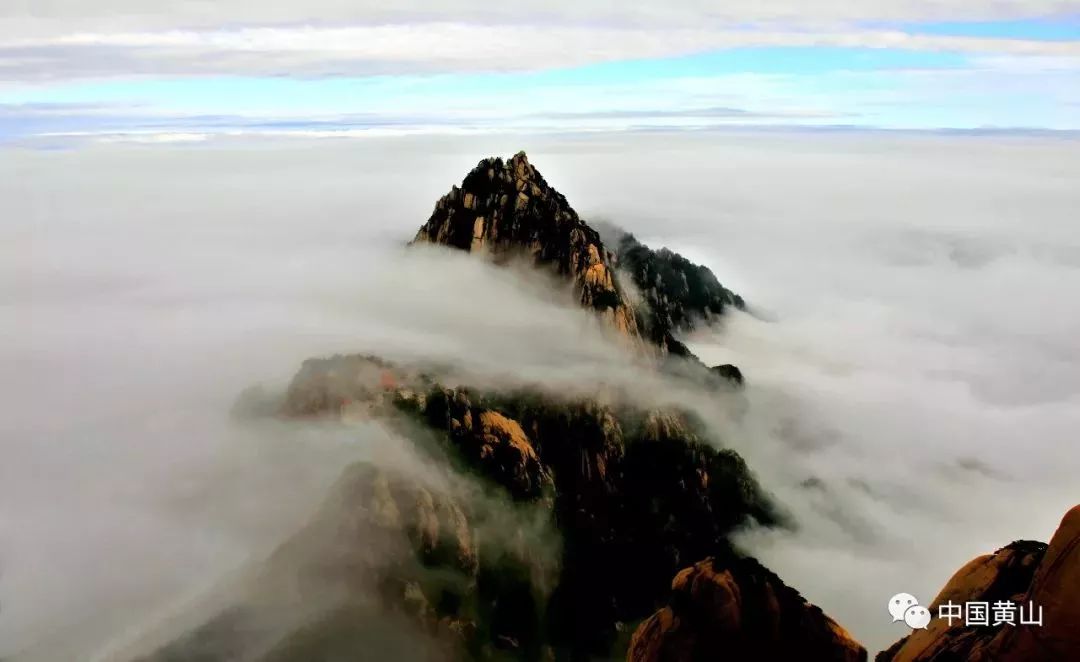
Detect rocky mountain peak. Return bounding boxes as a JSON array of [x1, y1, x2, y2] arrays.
[[509, 150, 533, 177], [413, 152, 643, 343], [411, 153, 750, 366], [145, 154, 868, 662]]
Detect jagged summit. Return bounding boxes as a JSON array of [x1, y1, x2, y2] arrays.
[[413, 153, 747, 366], [142, 153, 870, 662], [413, 152, 642, 341]]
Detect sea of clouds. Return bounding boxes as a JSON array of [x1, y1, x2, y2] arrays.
[[2, 130, 1078, 658]]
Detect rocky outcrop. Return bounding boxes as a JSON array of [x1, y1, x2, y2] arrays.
[[274, 463, 481, 585], [413, 152, 642, 343], [412, 153, 755, 384], [279, 353, 405, 419], [268, 463, 555, 661], [149, 154, 867, 661], [141, 463, 559, 662], [710, 364, 744, 386], [628, 555, 866, 662], [277, 354, 781, 657], [607, 231, 744, 355], [877, 504, 1080, 662], [490, 394, 780, 656], [423, 388, 555, 501]]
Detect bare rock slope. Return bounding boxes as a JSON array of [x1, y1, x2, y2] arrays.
[[878, 504, 1080, 662], [628, 556, 866, 662]]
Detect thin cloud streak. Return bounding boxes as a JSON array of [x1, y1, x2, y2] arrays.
[[1, 24, 1078, 81], [4, 0, 1080, 36]]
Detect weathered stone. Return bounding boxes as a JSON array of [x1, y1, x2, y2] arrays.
[[628, 556, 867, 662], [878, 505, 1080, 662], [411, 152, 647, 349]]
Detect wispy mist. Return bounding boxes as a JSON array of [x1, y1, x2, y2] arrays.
[[2, 130, 1078, 657]]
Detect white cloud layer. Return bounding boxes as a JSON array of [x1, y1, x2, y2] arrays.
[[5, 1, 1080, 34], [2, 130, 1079, 658], [1, 1, 1078, 81], [1, 23, 1078, 81]]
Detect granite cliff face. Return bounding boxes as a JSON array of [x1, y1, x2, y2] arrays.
[[878, 505, 1080, 662], [413, 152, 641, 343], [141, 153, 867, 662]]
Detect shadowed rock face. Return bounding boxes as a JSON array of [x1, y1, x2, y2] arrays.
[[609, 232, 744, 356], [276, 355, 780, 658], [710, 364, 744, 386], [139, 462, 558, 662], [438, 400, 553, 502], [413, 152, 642, 343], [143, 154, 867, 662], [877, 504, 1080, 662], [628, 556, 867, 662]]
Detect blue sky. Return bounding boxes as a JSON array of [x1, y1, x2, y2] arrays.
[[1, 4, 1078, 140], [883, 18, 1080, 40]]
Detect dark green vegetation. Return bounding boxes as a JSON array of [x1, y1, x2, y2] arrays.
[[141, 356, 780, 662], [137, 154, 833, 662]]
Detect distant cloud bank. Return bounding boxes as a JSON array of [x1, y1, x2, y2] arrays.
[[1, 4, 1078, 138]]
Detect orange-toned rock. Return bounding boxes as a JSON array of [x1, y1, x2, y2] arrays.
[[640, 409, 699, 445], [412, 152, 646, 347], [280, 354, 416, 418], [985, 504, 1080, 661], [274, 353, 779, 657], [878, 504, 1080, 662], [478, 411, 536, 460], [628, 556, 867, 662], [426, 388, 555, 501]]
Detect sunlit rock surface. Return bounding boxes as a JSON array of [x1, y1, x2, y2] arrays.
[[877, 504, 1080, 662], [628, 556, 867, 662], [413, 152, 642, 345], [277, 354, 781, 657], [141, 154, 868, 661]]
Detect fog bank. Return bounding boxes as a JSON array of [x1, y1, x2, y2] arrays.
[[3, 130, 1078, 656]]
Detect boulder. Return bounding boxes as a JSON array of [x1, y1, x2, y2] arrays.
[[628, 556, 866, 662]]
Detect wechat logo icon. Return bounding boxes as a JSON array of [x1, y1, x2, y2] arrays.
[[888, 593, 930, 630]]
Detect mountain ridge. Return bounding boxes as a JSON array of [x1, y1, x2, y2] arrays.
[[136, 152, 870, 662]]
